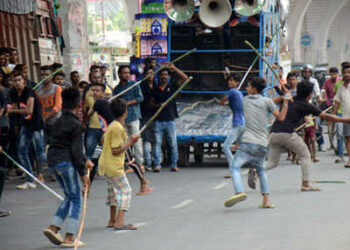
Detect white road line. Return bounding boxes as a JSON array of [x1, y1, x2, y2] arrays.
[[170, 199, 194, 209], [212, 181, 228, 190]]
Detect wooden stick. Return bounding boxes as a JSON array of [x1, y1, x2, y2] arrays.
[[139, 77, 193, 134], [1, 150, 64, 200], [108, 49, 196, 102], [33, 66, 64, 90], [74, 169, 90, 250], [238, 26, 282, 90], [294, 106, 333, 132]]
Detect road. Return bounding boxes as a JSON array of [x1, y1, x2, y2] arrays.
[[1, 148, 350, 250]]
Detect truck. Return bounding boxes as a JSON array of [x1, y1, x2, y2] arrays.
[[167, 2, 281, 166]]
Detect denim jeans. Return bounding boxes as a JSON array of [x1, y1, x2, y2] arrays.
[[154, 120, 178, 168], [336, 114, 344, 157], [17, 127, 47, 182], [50, 161, 82, 235], [230, 143, 269, 194], [125, 120, 143, 166], [223, 125, 244, 169], [143, 141, 154, 168], [85, 127, 104, 160]]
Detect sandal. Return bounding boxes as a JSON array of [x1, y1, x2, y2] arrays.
[[43, 228, 63, 245], [224, 193, 247, 208], [301, 186, 321, 192], [136, 187, 154, 196], [258, 203, 275, 209], [114, 224, 138, 231], [60, 240, 86, 248]]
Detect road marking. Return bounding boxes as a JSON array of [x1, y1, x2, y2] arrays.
[[170, 199, 194, 209], [212, 181, 228, 190]]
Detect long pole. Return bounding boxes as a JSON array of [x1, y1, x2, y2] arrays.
[[1, 150, 64, 201], [295, 105, 333, 132], [140, 76, 193, 134], [108, 49, 196, 102], [244, 40, 282, 85], [32, 66, 64, 90], [74, 169, 90, 250], [238, 26, 282, 90]]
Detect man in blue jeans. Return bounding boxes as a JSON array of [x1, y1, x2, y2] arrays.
[[8, 71, 47, 190], [224, 77, 290, 209], [220, 74, 244, 177], [44, 88, 93, 247], [151, 64, 188, 172]]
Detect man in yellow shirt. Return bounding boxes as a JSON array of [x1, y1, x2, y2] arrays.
[[99, 98, 140, 231], [84, 70, 112, 161]]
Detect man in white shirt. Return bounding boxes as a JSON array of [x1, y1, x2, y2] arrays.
[[333, 63, 350, 167]]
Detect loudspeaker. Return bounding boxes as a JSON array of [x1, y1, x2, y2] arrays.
[[197, 53, 223, 70], [196, 33, 222, 50], [230, 23, 259, 49], [198, 73, 227, 90], [171, 53, 198, 71], [171, 24, 196, 50]]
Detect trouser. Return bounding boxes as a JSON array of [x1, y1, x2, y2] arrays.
[[50, 161, 82, 234], [223, 125, 244, 169], [336, 114, 344, 157], [44, 123, 55, 146], [154, 120, 178, 168], [0, 127, 9, 168], [17, 127, 47, 182], [0, 167, 6, 199], [230, 143, 269, 194], [125, 120, 143, 166], [106, 174, 132, 211], [143, 141, 154, 168], [266, 132, 311, 181]]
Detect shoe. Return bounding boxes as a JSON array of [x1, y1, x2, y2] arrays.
[[224, 193, 247, 208], [247, 169, 257, 190], [320, 145, 326, 152], [60, 240, 86, 248], [145, 167, 152, 172], [344, 160, 350, 168], [43, 228, 63, 245], [16, 182, 36, 189], [0, 210, 12, 217], [153, 166, 161, 173], [170, 166, 179, 172], [335, 157, 344, 163]]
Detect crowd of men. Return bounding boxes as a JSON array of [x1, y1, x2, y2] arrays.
[[1, 44, 350, 246]]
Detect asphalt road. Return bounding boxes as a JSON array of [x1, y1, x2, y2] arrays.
[[1, 148, 350, 250]]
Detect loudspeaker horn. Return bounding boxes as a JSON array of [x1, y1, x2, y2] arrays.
[[164, 0, 195, 22], [234, 0, 267, 16], [199, 0, 232, 28]]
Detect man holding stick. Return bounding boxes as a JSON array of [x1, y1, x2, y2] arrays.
[[264, 80, 350, 191], [151, 64, 188, 172], [333, 63, 350, 168], [44, 88, 93, 247], [113, 66, 144, 171]]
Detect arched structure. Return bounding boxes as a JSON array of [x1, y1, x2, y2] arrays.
[[287, 0, 350, 66]]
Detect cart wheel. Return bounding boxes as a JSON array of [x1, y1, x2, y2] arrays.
[[194, 143, 204, 164], [178, 145, 189, 167], [327, 122, 337, 154]]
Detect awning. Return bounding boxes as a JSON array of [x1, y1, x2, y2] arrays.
[[0, 0, 37, 14]]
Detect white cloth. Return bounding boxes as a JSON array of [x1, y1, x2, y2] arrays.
[[334, 84, 350, 118]]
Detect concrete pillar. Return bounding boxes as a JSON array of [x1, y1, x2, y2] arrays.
[[287, 0, 313, 63], [313, 0, 349, 64], [57, 0, 89, 79]]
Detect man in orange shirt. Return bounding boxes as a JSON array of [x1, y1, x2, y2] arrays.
[[36, 65, 62, 146]]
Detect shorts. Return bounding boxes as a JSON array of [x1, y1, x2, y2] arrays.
[[343, 123, 350, 138], [304, 126, 315, 139]]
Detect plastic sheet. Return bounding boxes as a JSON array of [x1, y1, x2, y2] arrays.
[[175, 99, 232, 143]]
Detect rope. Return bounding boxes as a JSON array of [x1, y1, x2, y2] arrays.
[[178, 98, 221, 116]]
